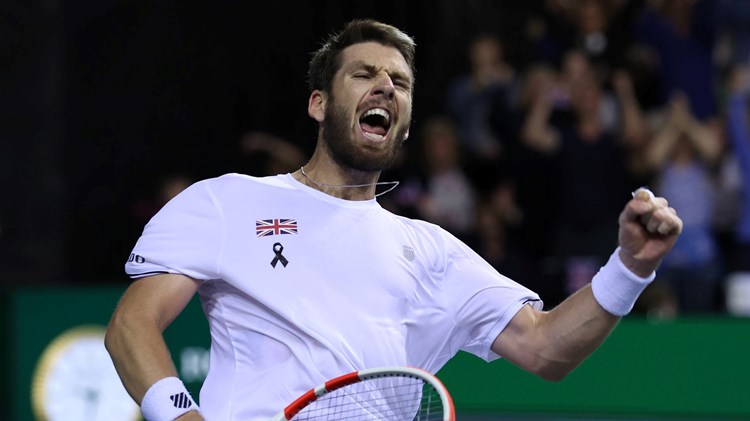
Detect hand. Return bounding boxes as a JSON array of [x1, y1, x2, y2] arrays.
[[611, 69, 634, 96], [617, 188, 683, 277]]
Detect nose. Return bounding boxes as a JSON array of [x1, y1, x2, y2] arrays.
[[372, 74, 396, 101]]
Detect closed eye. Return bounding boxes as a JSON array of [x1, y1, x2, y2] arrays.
[[393, 80, 411, 90]]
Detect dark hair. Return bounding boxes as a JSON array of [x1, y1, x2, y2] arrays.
[[307, 19, 416, 93]]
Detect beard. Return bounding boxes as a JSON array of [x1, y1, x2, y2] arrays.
[[320, 98, 409, 172]]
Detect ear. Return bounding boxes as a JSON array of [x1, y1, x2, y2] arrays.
[[308, 90, 326, 122]]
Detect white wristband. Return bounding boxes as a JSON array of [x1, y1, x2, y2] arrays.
[[591, 247, 656, 316], [141, 377, 199, 421]]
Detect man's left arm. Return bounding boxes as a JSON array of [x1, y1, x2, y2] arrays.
[[491, 190, 682, 381]]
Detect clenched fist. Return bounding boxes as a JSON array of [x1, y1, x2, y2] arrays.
[[618, 188, 683, 277]]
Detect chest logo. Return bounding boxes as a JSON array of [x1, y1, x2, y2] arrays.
[[403, 245, 415, 262], [271, 242, 289, 268], [256, 218, 298, 237]]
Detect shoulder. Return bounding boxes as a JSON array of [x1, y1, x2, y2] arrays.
[[157, 173, 296, 215], [386, 211, 466, 252], [386, 210, 440, 233], [204, 172, 291, 188], [197, 173, 296, 197]]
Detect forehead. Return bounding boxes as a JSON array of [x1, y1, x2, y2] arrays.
[[338, 41, 412, 78]]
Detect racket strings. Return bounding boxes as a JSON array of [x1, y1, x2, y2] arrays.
[[292, 376, 445, 420]]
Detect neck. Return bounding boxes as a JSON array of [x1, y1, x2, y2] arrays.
[[295, 166, 399, 200]]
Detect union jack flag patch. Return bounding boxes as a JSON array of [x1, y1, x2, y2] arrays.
[[256, 219, 298, 237]]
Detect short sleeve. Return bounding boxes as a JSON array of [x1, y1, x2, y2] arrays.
[[443, 241, 542, 362], [125, 179, 224, 281]]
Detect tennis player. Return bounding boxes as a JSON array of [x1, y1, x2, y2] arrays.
[[105, 19, 683, 421]]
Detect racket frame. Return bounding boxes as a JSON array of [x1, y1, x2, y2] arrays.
[[271, 365, 455, 421]]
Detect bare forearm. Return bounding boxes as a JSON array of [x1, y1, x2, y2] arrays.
[[105, 314, 180, 404], [494, 285, 619, 381], [521, 100, 559, 153], [683, 118, 721, 164], [536, 285, 619, 379], [106, 275, 200, 404], [109, 332, 206, 421], [646, 125, 680, 169]]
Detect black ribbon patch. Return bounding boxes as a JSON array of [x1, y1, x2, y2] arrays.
[[271, 242, 289, 268]]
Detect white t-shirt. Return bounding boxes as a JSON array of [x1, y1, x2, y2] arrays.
[[125, 173, 542, 420]]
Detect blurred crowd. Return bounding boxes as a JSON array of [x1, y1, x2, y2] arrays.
[[134, 0, 750, 317]]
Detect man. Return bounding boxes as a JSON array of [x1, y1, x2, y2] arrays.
[[105, 19, 683, 421]]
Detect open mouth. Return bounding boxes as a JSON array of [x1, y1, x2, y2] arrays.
[[359, 107, 391, 141]]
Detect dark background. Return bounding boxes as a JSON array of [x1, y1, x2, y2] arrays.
[[2, 0, 548, 285]]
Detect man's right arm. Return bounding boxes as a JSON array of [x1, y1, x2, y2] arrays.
[[105, 273, 202, 419]]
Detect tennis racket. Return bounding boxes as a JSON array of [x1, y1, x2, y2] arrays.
[[271, 366, 456, 421]]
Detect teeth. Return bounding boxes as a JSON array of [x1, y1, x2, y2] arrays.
[[364, 108, 390, 122]]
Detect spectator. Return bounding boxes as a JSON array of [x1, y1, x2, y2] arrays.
[[415, 116, 478, 241], [557, 48, 620, 134], [641, 92, 724, 312], [445, 33, 516, 164], [521, 55, 634, 297], [471, 175, 531, 286]]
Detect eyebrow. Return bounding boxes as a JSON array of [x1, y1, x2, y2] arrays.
[[349, 60, 412, 85]]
